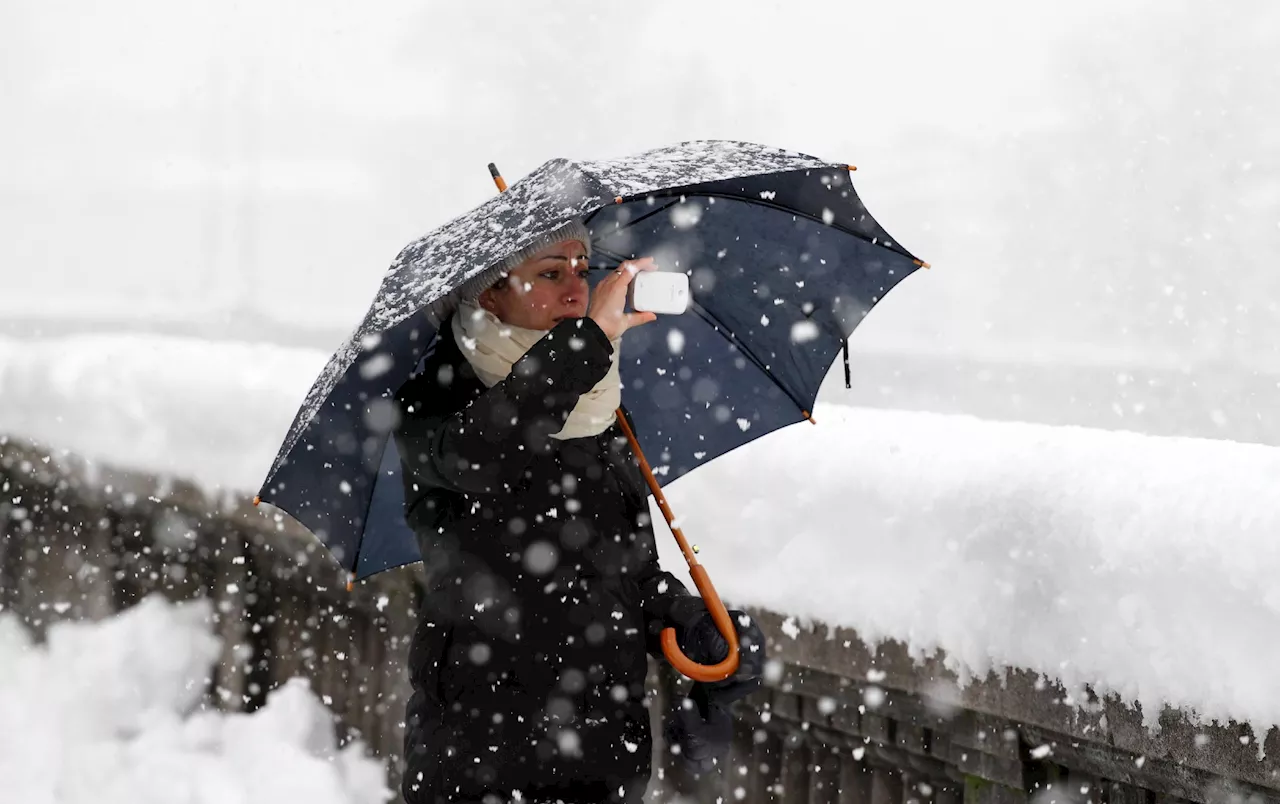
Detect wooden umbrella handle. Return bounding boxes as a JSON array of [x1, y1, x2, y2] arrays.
[[615, 408, 741, 683], [660, 565, 741, 682]]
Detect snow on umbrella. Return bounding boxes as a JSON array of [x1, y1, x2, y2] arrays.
[[255, 139, 926, 675]]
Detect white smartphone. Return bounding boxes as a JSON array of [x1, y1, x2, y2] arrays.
[[628, 271, 690, 315]]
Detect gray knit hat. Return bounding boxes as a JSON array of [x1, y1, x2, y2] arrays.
[[458, 219, 593, 302]]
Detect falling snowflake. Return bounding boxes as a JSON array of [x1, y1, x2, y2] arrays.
[[358, 353, 394, 380], [863, 687, 885, 709], [667, 329, 685, 355], [790, 320, 820, 343], [670, 202, 703, 230], [557, 729, 582, 758]]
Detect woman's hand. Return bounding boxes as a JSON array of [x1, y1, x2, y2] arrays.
[[587, 258, 659, 341]]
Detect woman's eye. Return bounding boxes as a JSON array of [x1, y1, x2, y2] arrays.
[[540, 270, 558, 280]]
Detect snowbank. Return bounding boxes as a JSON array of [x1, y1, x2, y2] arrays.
[[0, 594, 390, 804], [4, 333, 1280, 744], [660, 405, 1280, 743]]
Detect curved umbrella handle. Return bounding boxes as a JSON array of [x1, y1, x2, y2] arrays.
[[660, 565, 741, 682], [609, 405, 744, 682]]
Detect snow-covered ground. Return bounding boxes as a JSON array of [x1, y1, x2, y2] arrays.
[[0, 594, 390, 804], [4, 333, 1280, 750]]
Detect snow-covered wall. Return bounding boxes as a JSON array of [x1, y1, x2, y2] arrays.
[[3, 333, 1279, 751], [660, 405, 1280, 748]]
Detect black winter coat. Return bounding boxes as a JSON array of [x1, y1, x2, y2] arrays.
[[393, 316, 694, 804]]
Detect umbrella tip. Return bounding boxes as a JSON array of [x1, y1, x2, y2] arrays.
[[252, 495, 261, 506], [847, 164, 857, 171], [914, 259, 932, 269], [615, 196, 623, 204], [803, 410, 817, 425], [488, 162, 508, 193], [346, 573, 355, 593]]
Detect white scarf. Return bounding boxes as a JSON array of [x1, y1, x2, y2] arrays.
[[451, 300, 622, 440]]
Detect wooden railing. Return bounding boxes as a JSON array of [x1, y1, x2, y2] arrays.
[[3, 435, 1278, 804]]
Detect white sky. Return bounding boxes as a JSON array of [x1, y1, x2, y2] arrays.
[[2, 1, 1278, 366]]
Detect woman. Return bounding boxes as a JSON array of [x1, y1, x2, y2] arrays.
[[393, 220, 765, 804]]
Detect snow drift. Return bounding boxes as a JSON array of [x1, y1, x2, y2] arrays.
[[0, 595, 390, 804]]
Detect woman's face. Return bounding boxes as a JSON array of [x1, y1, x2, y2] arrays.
[[478, 239, 591, 331]]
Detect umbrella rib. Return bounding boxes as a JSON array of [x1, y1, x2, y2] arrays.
[[584, 175, 916, 268], [586, 190, 864, 348], [593, 244, 814, 421], [638, 186, 917, 263], [685, 297, 815, 420], [584, 198, 683, 247]]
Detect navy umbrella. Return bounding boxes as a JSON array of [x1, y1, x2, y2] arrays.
[[256, 139, 925, 606]]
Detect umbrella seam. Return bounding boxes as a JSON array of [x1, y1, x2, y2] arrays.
[[685, 297, 815, 419], [583, 197, 683, 237], [593, 243, 814, 421], [642, 187, 918, 263]]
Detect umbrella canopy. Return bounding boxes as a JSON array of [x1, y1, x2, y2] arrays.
[[256, 140, 924, 584]]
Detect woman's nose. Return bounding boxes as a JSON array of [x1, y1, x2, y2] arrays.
[[562, 272, 588, 301]]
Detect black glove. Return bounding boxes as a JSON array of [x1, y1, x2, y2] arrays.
[[662, 599, 768, 774], [666, 597, 767, 696]]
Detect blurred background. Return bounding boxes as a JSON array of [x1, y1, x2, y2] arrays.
[[3, 0, 1278, 444]]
